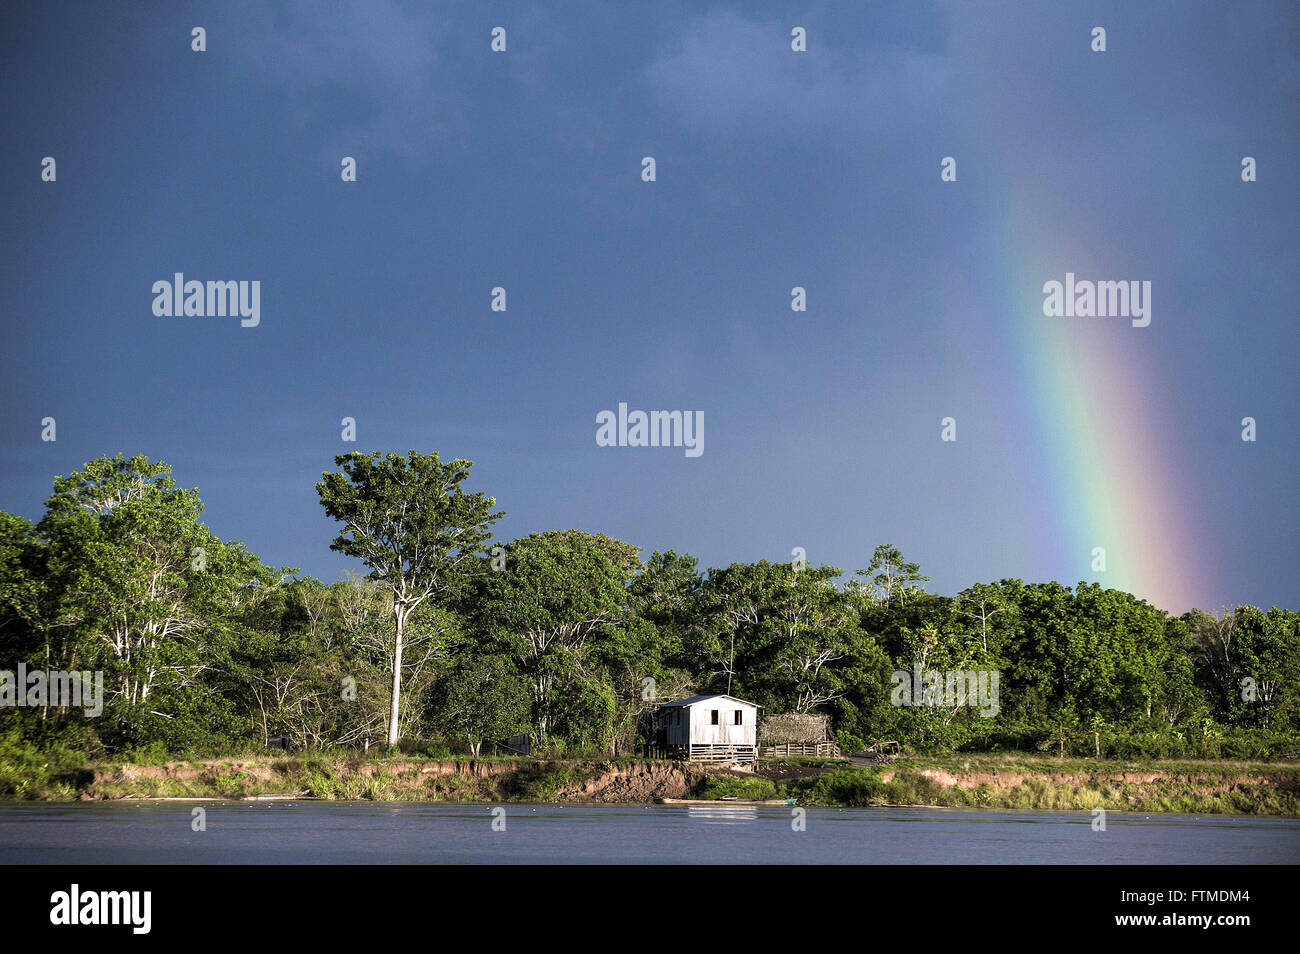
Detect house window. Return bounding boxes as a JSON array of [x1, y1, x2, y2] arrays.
[[734, 710, 743, 725], [710, 710, 719, 725]]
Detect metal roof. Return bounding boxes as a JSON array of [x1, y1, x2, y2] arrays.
[[659, 694, 762, 708]]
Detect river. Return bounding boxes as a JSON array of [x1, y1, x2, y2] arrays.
[[1, 802, 1297, 864]]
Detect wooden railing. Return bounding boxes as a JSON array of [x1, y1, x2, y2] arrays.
[[691, 745, 756, 762], [758, 741, 841, 758]]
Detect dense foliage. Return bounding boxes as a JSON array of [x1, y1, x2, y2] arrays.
[[1, 453, 1297, 762]]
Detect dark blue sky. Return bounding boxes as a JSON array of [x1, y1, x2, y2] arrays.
[[2, 1, 1296, 614]]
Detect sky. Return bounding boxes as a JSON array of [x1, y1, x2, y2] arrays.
[[1, 0, 1296, 615]]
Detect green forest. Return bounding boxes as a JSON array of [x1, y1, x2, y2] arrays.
[[2, 451, 1297, 772]]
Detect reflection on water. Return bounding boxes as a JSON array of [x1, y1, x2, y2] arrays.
[[685, 805, 759, 825], [0, 802, 1297, 865]]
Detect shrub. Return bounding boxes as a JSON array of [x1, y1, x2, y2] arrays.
[[696, 776, 777, 800]]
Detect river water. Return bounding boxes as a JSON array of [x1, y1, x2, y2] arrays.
[[1, 802, 1297, 864]]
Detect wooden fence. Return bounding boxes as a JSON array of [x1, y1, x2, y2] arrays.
[[759, 741, 841, 758], [649, 744, 759, 764]]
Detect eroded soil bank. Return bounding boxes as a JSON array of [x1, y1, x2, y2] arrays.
[[75, 757, 717, 803]]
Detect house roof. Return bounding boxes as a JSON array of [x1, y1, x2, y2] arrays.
[[660, 694, 761, 708]]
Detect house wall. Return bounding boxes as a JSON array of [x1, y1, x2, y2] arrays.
[[687, 701, 756, 746], [661, 707, 689, 746]]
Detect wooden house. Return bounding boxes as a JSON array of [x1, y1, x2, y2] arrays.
[[654, 694, 760, 764]]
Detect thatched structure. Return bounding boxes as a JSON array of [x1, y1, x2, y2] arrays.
[[759, 712, 832, 744]]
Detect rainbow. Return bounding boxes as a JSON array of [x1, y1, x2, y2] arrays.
[[988, 185, 1209, 615]]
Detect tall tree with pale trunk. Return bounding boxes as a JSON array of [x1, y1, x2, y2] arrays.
[[316, 451, 502, 747]]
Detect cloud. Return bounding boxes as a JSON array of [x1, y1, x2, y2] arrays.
[[225, 0, 468, 163], [642, 11, 946, 137]]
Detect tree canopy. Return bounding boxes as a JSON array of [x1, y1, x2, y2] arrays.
[[1, 451, 1296, 763]]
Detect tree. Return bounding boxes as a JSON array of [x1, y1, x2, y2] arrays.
[[1188, 608, 1239, 719], [1155, 615, 1204, 727], [468, 530, 637, 743], [852, 544, 929, 608], [620, 551, 702, 751], [955, 582, 1016, 653], [35, 455, 281, 747], [433, 655, 530, 756], [693, 562, 774, 696], [770, 565, 859, 712], [1233, 606, 1300, 729], [316, 451, 503, 746], [0, 512, 43, 663], [690, 561, 860, 714]]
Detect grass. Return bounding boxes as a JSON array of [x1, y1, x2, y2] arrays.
[[695, 776, 778, 800], [498, 763, 597, 801], [777, 759, 1300, 815], [888, 752, 1300, 777]]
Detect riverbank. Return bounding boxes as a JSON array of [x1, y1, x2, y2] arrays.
[[783, 756, 1300, 815], [6, 751, 1299, 815]]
